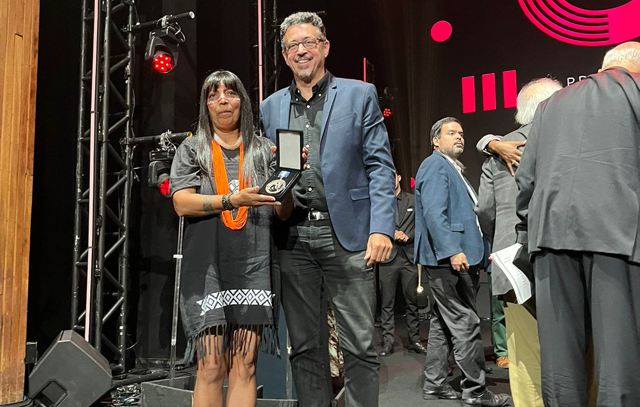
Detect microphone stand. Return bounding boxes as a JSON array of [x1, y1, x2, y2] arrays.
[[169, 216, 185, 382]]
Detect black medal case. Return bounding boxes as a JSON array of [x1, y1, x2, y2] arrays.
[[259, 129, 303, 201]]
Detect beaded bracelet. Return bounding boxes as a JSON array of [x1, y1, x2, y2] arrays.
[[221, 193, 235, 211]]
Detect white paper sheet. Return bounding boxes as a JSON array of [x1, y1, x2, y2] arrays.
[[490, 243, 532, 304]]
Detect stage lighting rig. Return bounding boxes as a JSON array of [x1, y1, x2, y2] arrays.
[[148, 148, 174, 196], [380, 86, 395, 121], [144, 130, 191, 196], [145, 25, 182, 74], [139, 11, 195, 74]]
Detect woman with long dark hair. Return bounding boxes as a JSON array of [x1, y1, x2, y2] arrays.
[[170, 70, 291, 407]]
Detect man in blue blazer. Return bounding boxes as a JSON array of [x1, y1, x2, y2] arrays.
[[260, 11, 395, 407], [414, 117, 509, 406]]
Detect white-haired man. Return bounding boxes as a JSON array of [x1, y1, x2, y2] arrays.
[[476, 77, 562, 404], [516, 41, 640, 406]]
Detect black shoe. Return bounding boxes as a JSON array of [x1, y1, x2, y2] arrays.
[[407, 341, 427, 354], [462, 390, 512, 406], [422, 384, 461, 400], [378, 342, 394, 357]]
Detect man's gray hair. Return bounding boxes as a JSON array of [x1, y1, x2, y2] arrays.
[[602, 41, 640, 70], [280, 12, 326, 46], [515, 78, 563, 125], [430, 117, 461, 149]]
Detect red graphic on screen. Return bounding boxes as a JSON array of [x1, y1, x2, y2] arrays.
[[461, 70, 518, 114], [518, 0, 640, 46], [502, 71, 518, 109], [430, 20, 453, 42], [461, 76, 476, 114], [482, 74, 497, 111]]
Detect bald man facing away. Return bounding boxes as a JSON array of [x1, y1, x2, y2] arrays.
[[515, 41, 640, 407]]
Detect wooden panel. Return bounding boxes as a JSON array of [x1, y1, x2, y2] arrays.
[[0, 0, 39, 403]]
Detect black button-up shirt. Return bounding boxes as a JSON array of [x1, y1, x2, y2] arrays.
[[287, 72, 332, 212]]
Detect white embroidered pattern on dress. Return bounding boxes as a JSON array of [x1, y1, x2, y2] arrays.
[[196, 289, 272, 316]]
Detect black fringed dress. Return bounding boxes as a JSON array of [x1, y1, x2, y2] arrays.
[[170, 136, 277, 363]]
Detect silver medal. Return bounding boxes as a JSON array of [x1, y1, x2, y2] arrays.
[[266, 178, 286, 194]]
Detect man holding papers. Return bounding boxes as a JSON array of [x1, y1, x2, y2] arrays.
[[476, 78, 562, 406]]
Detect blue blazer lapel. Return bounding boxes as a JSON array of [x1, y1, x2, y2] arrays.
[[279, 90, 291, 129], [436, 151, 477, 202], [320, 80, 338, 141], [434, 151, 454, 172]]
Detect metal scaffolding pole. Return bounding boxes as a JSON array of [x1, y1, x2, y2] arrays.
[[71, 0, 91, 333], [263, 0, 280, 98], [72, 0, 136, 372], [252, 0, 279, 111]]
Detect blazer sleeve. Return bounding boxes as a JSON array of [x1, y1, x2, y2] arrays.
[[476, 158, 497, 244], [418, 160, 462, 261], [515, 106, 542, 244], [361, 84, 396, 239], [258, 100, 275, 142], [476, 134, 503, 156]]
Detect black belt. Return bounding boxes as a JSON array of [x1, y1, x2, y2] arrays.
[[306, 209, 330, 221]]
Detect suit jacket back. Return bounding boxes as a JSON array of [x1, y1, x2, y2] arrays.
[[516, 68, 640, 262], [477, 125, 530, 252]]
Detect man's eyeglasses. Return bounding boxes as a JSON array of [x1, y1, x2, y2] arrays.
[[207, 89, 240, 104], [283, 37, 325, 54]]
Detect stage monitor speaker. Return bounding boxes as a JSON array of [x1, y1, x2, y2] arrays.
[[28, 330, 112, 407]]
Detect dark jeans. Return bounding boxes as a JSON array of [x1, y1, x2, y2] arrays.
[[423, 266, 486, 398], [279, 220, 379, 407], [378, 252, 420, 345], [534, 250, 640, 407]]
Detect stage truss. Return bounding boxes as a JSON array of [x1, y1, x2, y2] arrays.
[[72, 0, 136, 373]]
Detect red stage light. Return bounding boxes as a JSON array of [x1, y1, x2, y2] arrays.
[[152, 51, 175, 74], [159, 178, 171, 196], [383, 107, 393, 118]]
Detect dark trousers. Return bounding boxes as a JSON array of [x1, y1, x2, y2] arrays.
[[423, 266, 486, 398], [534, 250, 640, 407], [378, 252, 420, 345], [279, 220, 379, 407]]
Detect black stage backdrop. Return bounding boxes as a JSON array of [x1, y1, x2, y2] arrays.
[[29, 0, 636, 371]]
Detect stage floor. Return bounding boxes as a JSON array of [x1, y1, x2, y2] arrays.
[[95, 314, 511, 406], [377, 315, 511, 406]]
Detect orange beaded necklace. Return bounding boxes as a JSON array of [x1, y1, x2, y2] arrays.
[[210, 139, 247, 230]]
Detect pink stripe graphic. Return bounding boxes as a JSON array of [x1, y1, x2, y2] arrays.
[[556, 0, 608, 17], [547, 0, 607, 23], [524, 0, 607, 40], [461, 76, 476, 114], [519, 0, 640, 46], [502, 70, 517, 109], [536, 0, 607, 31], [481, 73, 496, 111], [363, 57, 367, 82]]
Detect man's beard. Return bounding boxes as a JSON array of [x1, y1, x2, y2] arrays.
[[441, 148, 465, 172], [295, 68, 315, 83], [442, 147, 463, 160]]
